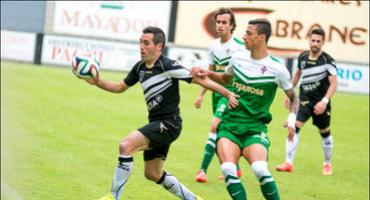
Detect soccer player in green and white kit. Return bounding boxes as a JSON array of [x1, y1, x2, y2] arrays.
[[194, 7, 247, 183], [192, 19, 299, 200]]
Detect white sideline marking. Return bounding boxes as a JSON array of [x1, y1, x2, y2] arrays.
[[1, 182, 24, 200]]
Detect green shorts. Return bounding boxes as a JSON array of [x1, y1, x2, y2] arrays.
[[213, 95, 228, 119], [217, 129, 270, 150]]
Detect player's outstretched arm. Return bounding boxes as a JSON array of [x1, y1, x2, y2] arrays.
[[86, 76, 129, 93], [284, 88, 300, 141], [190, 67, 232, 85], [192, 75, 238, 109]]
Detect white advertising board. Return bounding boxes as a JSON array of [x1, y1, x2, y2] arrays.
[[41, 35, 140, 71], [175, 1, 369, 63], [53, 1, 171, 41], [336, 63, 369, 94], [1, 30, 36, 62]]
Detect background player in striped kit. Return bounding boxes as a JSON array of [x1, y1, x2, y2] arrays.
[[86, 26, 239, 200], [192, 18, 299, 200], [194, 7, 246, 183], [276, 28, 337, 176]]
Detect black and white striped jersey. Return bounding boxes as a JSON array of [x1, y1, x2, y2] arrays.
[[124, 55, 193, 122], [297, 51, 337, 103]]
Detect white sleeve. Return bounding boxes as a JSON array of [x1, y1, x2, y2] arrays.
[[326, 62, 337, 75], [277, 66, 293, 90], [225, 57, 235, 75], [207, 47, 214, 66]]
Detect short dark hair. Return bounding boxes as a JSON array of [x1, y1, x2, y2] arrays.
[[142, 26, 166, 50], [214, 7, 236, 33], [248, 18, 272, 43], [310, 28, 326, 41]]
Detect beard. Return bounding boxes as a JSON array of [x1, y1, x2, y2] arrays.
[[310, 46, 321, 54]]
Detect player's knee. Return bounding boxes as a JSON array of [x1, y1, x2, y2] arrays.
[[320, 130, 331, 138], [119, 140, 133, 155], [210, 123, 219, 133], [221, 162, 237, 177], [251, 161, 271, 179]]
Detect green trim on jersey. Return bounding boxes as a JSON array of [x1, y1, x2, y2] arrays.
[[233, 37, 245, 45], [212, 54, 231, 66], [269, 55, 281, 63], [233, 65, 276, 81]]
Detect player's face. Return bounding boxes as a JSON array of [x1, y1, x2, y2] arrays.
[[243, 25, 263, 50], [309, 34, 324, 54], [215, 14, 233, 37], [140, 33, 161, 63]]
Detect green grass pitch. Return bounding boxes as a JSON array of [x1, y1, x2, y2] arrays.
[[1, 61, 369, 200]]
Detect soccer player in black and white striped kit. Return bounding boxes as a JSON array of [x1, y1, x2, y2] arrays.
[[276, 28, 337, 176], [86, 26, 238, 200]]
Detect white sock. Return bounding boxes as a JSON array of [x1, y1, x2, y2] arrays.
[[206, 132, 217, 148], [322, 135, 333, 163], [285, 133, 299, 164], [111, 155, 133, 199], [159, 172, 197, 200]]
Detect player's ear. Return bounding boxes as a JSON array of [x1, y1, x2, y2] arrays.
[[156, 43, 164, 51]]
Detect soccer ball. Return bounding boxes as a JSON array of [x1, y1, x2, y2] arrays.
[[71, 51, 100, 80]]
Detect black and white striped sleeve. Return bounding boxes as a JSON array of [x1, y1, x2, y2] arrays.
[[166, 60, 193, 83]]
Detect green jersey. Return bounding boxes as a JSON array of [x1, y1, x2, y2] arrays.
[[219, 51, 292, 135]]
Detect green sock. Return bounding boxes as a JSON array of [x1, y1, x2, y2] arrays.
[[200, 133, 216, 173], [225, 175, 247, 200], [259, 176, 280, 200]]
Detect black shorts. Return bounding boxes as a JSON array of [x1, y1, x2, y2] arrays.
[[138, 116, 182, 161], [297, 101, 331, 129]]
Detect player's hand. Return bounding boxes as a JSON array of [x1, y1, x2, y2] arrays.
[[190, 67, 208, 78], [227, 92, 239, 109], [85, 76, 99, 85], [284, 97, 290, 110], [313, 101, 326, 115], [194, 95, 204, 109], [283, 121, 295, 142]]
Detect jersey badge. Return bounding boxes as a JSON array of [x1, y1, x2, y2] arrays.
[[300, 61, 306, 69], [261, 66, 267, 74]]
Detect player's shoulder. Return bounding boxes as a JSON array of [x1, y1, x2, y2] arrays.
[[229, 50, 250, 65], [266, 55, 289, 76], [321, 51, 336, 62], [231, 36, 245, 46], [267, 55, 284, 66], [298, 50, 310, 60], [159, 55, 183, 70], [131, 60, 145, 73], [208, 38, 221, 50]]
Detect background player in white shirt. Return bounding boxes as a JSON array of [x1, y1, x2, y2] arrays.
[[194, 7, 247, 183]]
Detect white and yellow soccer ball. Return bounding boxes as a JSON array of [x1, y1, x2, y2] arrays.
[[71, 51, 100, 80]]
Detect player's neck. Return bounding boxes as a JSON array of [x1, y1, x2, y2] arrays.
[[309, 50, 322, 60], [145, 54, 161, 69], [220, 34, 232, 43], [251, 45, 268, 60]]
